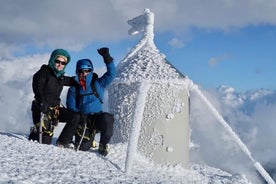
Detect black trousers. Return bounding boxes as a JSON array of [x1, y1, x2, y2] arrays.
[[88, 112, 114, 145], [59, 112, 114, 145], [30, 100, 80, 144], [76, 112, 114, 151]]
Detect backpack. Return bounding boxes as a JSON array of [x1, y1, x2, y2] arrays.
[[75, 73, 103, 104]]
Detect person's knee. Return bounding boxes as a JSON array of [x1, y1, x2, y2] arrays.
[[101, 113, 114, 124], [69, 113, 81, 126], [74, 113, 81, 121]]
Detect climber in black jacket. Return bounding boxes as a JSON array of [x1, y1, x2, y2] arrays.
[[29, 48, 80, 146]]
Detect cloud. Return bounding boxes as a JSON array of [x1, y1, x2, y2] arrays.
[[190, 87, 276, 182], [208, 54, 230, 66], [168, 38, 185, 48], [255, 67, 261, 74], [0, 1, 128, 57], [208, 57, 219, 66], [0, 54, 48, 133], [1, 0, 276, 56]]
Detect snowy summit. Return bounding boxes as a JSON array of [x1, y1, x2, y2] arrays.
[[0, 9, 275, 184]]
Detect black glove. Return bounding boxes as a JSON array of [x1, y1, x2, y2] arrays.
[[97, 47, 113, 64], [40, 102, 49, 113]]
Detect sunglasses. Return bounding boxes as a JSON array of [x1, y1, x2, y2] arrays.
[[55, 60, 67, 65], [78, 69, 91, 74]]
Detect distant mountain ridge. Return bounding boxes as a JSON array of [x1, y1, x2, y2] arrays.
[[216, 85, 276, 113]]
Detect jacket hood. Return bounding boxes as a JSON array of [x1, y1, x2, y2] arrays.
[[48, 49, 71, 77], [76, 59, 94, 74]]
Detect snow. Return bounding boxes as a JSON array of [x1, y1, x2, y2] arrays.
[[116, 9, 185, 84], [254, 162, 276, 184], [0, 133, 251, 184], [125, 82, 151, 173], [0, 9, 276, 184], [109, 9, 188, 147]]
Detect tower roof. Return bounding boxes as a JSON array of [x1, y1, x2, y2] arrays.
[[116, 9, 186, 84]]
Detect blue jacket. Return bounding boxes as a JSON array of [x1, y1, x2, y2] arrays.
[[66, 62, 116, 114]]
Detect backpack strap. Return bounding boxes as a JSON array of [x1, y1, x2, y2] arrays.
[[75, 73, 103, 104], [90, 73, 103, 104]]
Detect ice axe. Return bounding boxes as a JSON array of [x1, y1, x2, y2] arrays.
[[39, 113, 45, 144]]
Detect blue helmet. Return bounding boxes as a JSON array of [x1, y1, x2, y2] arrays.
[[76, 59, 93, 73]]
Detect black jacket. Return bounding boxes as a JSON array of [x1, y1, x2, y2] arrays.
[[32, 64, 75, 106]]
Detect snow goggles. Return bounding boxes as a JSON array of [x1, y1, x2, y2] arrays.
[[55, 60, 67, 65], [78, 68, 92, 74]]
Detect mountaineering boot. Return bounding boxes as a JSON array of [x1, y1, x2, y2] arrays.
[[98, 143, 109, 156], [29, 126, 52, 144], [92, 140, 97, 148], [91, 129, 97, 148], [28, 126, 39, 142]]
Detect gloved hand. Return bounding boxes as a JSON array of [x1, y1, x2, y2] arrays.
[[40, 102, 49, 113], [97, 47, 113, 64]]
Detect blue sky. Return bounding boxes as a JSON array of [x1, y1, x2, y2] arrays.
[[158, 26, 276, 91], [1, 0, 276, 92], [68, 25, 276, 92]]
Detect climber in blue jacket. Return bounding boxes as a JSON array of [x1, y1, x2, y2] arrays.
[[57, 47, 116, 156]]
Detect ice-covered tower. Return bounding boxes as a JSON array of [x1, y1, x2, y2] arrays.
[[108, 9, 190, 167]]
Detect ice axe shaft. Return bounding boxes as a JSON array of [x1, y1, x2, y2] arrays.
[[76, 122, 87, 151], [39, 113, 45, 144]]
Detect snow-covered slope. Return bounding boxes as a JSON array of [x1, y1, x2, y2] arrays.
[[0, 132, 251, 184]]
